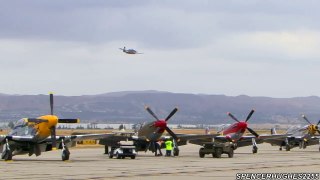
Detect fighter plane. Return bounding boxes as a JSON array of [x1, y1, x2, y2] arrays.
[[264, 114, 320, 151], [190, 109, 288, 153], [119, 46, 143, 54], [99, 106, 218, 156], [0, 93, 111, 161]]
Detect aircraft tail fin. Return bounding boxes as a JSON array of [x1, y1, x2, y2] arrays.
[[271, 127, 277, 135]]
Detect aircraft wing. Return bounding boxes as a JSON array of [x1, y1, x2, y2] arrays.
[[60, 133, 115, 142], [175, 134, 219, 146], [175, 133, 219, 141], [0, 135, 36, 142], [213, 134, 291, 148]]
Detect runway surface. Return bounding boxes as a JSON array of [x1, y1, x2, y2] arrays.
[[0, 143, 319, 180]]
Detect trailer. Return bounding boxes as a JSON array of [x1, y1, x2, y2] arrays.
[[199, 142, 235, 158]]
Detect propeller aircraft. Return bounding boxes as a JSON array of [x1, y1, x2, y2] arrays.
[[99, 106, 218, 156], [119, 46, 143, 54], [0, 93, 111, 161], [264, 114, 320, 151], [190, 109, 288, 153]]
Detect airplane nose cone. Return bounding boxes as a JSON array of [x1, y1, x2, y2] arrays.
[[154, 120, 167, 128], [239, 122, 248, 129]]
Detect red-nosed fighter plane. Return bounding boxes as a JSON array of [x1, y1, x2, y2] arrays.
[[190, 109, 288, 153], [99, 106, 218, 156]]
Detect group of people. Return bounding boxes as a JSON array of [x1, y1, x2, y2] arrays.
[[154, 139, 174, 157]]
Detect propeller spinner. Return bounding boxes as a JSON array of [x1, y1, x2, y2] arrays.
[[301, 114, 320, 135]]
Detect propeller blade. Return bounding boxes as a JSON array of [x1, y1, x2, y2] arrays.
[[247, 127, 259, 137], [317, 130, 320, 135], [227, 112, 240, 122], [165, 107, 178, 121], [145, 106, 159, 120], [302, 115, 312, 125], [245, 109, 255, 122], [50, 93, 54, 115], [27, 118, 48, 123], [165, 126, 179, 141], [58, 119, 80, 123], [317, 120, 320, 126], [50, 126, 57, 150]]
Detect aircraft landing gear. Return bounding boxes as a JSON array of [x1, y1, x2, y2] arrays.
[[61, 139, 70, 161], [173, 147, 179, 156], [104, 145, 109, 154], [252, 138, 258, 154], [1, 139, 12, 161], [285, 144, 291, 151], [279, 147, 282, 151], [285, 138, 290, 151]]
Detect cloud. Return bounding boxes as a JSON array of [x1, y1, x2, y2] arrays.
[[0, 1, 320, 97]]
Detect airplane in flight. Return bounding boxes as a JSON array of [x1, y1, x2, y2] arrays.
[[99, 106, 218, 156], [190, 109, 288, 153], [119, 46, 143, 54], [264, 114, 320, 151], [0, 93, 111, 161]]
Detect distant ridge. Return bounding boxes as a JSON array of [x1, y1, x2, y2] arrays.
[[0, 91, 319, 124]]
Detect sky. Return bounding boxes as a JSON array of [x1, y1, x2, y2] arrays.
[[0, 0, 320, 98]]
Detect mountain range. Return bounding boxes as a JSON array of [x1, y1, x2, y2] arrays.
[[0, 90, 320, 125]]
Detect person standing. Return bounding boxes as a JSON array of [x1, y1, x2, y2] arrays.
[[165, 139, 173, 157], [155, 141, 163, 156]]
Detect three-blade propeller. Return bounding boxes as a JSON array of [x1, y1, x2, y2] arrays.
[[46, 93, 79, 149], [301, 114, 320, 135], [227, 109, 259, 137], [145, 106, 179, 141]]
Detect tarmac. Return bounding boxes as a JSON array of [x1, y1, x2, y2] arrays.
[[0, 143, 319, 180]]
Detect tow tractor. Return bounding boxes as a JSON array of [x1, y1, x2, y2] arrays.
[[109, 141, 137, 159], [199, 142, 235, 158]]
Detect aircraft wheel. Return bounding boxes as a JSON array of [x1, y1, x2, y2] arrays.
[[279, 147, 282, 151], [62, 149, 70, 161], [173, 148, 179, 156], [252, 146, 258, 154], [2, 150, 12, 161], [131, 156, 136, 159], [285, 145, 290, 151], [228, 148, 234, 158], [303, 143, 307, 149], [109, 153, 113, 158]]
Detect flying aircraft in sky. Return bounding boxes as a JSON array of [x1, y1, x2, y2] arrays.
[[190, 109, 288, 153], [264, 114, 320, 151], [99, 106, 218, 156], [119, 46, 143, 54], [0, 93, 110, 161]]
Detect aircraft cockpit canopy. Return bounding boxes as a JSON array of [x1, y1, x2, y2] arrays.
[[13, 118, 28, 129]]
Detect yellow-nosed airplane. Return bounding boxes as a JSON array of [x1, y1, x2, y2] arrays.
[[0, 93, 110, 161]]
